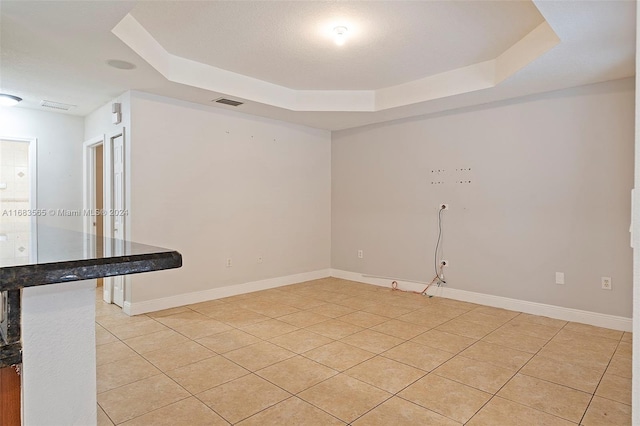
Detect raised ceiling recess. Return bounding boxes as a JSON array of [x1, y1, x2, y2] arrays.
[[1, 1, 634, 130], [113, 1, 559, 112]]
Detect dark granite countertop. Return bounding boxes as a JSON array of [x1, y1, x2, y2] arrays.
[[0, 225, 182, 367], [1, 226, 181, 290]]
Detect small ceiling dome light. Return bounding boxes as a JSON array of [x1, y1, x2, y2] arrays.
[[106, 59, 136, 70], [333, 26, 348, 46], [0, 94, 22, 107]]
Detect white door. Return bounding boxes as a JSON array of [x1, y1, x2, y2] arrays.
[[85, 132, 126, 308], [82, 136, 110, 301], [110, 134, 125, 307]]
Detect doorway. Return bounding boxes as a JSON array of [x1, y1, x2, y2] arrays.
[[109, 132, 125, 307], [95, 144, 104, 287], [0, 138, 37, 263], [0, 137, 36, 426], [83, 131, 126, 308]]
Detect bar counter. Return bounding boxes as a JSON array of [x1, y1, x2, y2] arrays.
[[0, 224, 182, 424], [0, 225, 181, 367]]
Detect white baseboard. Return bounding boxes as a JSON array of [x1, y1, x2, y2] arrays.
[[331, 269, 632, 332], [124, 269, 332, 316]]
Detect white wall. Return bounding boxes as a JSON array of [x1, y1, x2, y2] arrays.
[[84, 92, 132, 240], [84, 92, 131, 142], [1, 107, 84, 230], [1, 107, 92, 424], [332, 78, 634, 318], [84, 93, 134, 302], [22, 280, 96, 426], [128, 93, 331, 304], [631, 4, 639, 421]]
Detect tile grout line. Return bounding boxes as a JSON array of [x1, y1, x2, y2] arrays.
[[98, 286, 376, 423], [97, 400, 118, 426], [215, 291, 424, 423], [472, 317, 589, 425], [113, 290, 477, 423], [95, 282, 630, 425], [433, 311, 569, 424], [98, 311, 211, 423], [337, 304, 517, 424], [576, 331, 627, 425], [150, 294, 349, 424], [459, 324, 544, 423]]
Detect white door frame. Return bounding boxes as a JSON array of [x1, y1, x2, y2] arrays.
[[82, 129, 128, 308], [0, 136, 38, 261], [82, 135, 104, 251], [82, 134, 112, 302], [108, 130, 126, 307]]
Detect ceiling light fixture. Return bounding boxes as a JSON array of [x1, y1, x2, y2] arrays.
[[333, 26, 349, 46], [0, 94, 22, 107]]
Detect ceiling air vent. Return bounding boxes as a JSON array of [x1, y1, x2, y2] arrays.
[[213, 98, 243, 107], [41, 100, 76, 111]]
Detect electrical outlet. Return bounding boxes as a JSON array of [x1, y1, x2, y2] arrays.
[[257, 256, 263, 264], [555, 272, 565, 285], [601, 277, 612, 290], [357, 249, 363, 259], [440, 260, 449, 267], [226, 258, 232, 268], [440, 204, 449, 210]]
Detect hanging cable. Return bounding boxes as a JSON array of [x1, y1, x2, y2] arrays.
[[391, 263, 444, 297], [434, 206, 444, 278], [390, 204, 447, 296]]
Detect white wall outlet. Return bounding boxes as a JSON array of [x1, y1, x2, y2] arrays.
[[601, 277, 612, 290], [226, 258, 232, 268], [440, 204, 449, 210], [257, 256, 263, 264], [357, 249, 363, 259], [555, 272, 565, 285]]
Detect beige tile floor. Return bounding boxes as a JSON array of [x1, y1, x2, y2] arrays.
[[96, 278, 632, 425]]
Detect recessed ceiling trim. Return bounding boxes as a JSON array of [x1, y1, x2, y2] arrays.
[[376, 22, 559, 111], [496, 21, 560, 84], [113, 13, 559, 113], [375, 61, 496, 111]]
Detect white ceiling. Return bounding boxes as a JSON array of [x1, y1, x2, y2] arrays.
[[0, 1, 635, 131], [131, 1, 544, 90]]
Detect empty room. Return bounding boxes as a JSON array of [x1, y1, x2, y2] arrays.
[[0, 1, 637, 425]]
